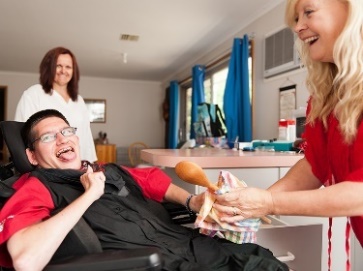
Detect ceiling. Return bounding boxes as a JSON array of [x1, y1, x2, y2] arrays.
[[0, 0, 283, 82]]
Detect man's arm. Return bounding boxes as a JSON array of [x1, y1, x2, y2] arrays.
[[163, 183, 204, 213], [7, 168, 105, 271]]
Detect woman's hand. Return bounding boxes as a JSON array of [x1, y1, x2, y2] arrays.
[[80, 165, 105, 200], [213, 187, 274, 223]]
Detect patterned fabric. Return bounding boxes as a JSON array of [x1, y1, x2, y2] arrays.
[[195, 170, 261, 244]]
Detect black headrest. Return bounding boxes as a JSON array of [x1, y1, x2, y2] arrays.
[[0, 121, 35, 174]]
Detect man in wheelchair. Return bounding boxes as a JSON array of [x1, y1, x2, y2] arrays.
[[0, 109, 288, 271]]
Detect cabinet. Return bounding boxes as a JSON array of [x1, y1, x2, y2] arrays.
[[96, 144, 116, 163]]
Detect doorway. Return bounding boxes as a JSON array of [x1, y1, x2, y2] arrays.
[[0, 86, 7, 162]]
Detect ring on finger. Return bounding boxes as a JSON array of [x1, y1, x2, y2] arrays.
[[232, 207, 237, 216]]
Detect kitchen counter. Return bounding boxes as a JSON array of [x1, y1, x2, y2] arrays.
[[141, 148, 303, 168]]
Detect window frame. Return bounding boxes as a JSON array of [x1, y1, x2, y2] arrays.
[[178, 40, 254, 142]]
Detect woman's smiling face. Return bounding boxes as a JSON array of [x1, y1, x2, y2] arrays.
[[53, 53, 73, 88], [293, 0, 348, 63]]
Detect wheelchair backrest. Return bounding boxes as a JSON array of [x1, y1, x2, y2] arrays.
[[0, 120, 103, 259], [0, 121, 35, 174]]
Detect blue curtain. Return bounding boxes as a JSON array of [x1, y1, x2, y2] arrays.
[[190, 65, 206, 139], [223, 35, 252, 142], [168, 81, 179, 148]]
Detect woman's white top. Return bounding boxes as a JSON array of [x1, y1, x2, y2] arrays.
[[15, 84, 97, 162]]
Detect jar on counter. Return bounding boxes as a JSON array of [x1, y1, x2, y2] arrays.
[[278, 119, 288, 140]]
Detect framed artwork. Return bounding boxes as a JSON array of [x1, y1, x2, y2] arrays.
[[84, 99, 106, 123]]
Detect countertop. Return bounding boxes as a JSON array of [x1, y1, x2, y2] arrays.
[[141, 148, 304, 168]]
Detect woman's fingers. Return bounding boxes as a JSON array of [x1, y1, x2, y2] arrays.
[[213, 202, 247, 222], [213, 187, 273, 223]]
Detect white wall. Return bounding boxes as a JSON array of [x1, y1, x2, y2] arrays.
[[0, 72, 165, 148], [249, 4, 309, 140]]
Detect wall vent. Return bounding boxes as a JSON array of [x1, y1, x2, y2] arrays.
[[263, 27, 300, 78], [120, 34, 139, 42]]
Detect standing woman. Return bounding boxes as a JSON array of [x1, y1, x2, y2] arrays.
[[15, 47, 97, 162], [214, 0, 363, 260]]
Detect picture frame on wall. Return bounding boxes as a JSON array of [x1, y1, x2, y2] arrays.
[[279, 84, 296, 120], [84, 99, 106, 123]]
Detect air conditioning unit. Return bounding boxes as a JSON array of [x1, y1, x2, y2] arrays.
[[263, 27, 300, 78]]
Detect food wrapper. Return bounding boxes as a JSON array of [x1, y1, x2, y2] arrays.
[[195, 170, 261, 244]]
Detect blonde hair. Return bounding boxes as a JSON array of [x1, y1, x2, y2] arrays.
[[285, 0, 363, 143]]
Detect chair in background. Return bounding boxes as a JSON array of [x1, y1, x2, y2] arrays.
[[128, 141, 150, 167]]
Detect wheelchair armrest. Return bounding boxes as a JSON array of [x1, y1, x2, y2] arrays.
[[44, 248, 162, 271], [0, 179, 15, 199]]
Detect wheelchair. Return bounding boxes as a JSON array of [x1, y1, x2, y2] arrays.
[[0, 121, 196, 271]]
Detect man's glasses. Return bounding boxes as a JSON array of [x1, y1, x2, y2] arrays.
[[32, 127, 77, 144]]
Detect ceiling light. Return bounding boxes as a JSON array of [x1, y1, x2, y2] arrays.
[[122, 53, 127, 64]]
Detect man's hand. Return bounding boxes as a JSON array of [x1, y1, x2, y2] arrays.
[[80, 165, 105, 200], [189, 193, 205, 212]]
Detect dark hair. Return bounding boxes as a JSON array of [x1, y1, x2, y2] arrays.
[[39, 47, 80, 101], [21, 109, 70, 150]]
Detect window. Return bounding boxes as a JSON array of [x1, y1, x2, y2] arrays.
[[182, 66, 229, 140], [179, 42, 253, 141]]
